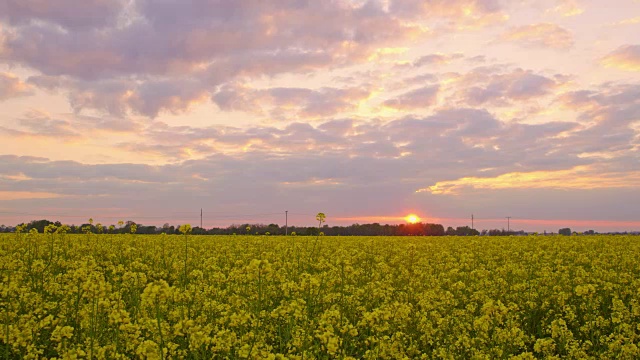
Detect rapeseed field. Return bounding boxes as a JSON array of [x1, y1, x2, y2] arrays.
[[1, 230, 639, 359]]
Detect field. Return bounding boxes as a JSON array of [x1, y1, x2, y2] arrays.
[[1, 232, 640, 359]]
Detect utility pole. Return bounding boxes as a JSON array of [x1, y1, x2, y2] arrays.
[[471, 214, 474, 230], [506, 216, 511, 233], [285, 210, 288, 236], [200, 208, 203, 229]]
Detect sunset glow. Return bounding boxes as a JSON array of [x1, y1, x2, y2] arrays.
[[405, 214, 421, 224], [0, 1, 639, 232]]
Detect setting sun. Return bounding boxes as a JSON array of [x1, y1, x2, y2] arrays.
[[405, 214, 421, 224]]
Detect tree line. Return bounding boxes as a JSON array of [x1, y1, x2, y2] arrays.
[[3, 219, 614, 236], [0, 219, 539, 236]]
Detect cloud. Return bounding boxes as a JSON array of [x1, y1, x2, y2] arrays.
[[551, 83, 640, 164], [26, 75, 63, 91], [546, 0, 584, 17], [108, 107, 594, 178], [0, 109, 142, 140], [26, 76, 209, 118], [383, 85, 440, 110], [211, 85, 264, 115], [604, 16, 640, 27], [388, 0, 508, 29], [0, 191, 64, 200], [0, 0, 126, 29], [212, 84, 372, 119], [556, 90, 601, 111], [0, 1, 429, 81], [413, 53, 464, 67], [601, 45, 640, 71], [128, 80, 210, 118], [1, 91, 638, 230], [393, 74, 439, 90], [0, 72, 33, 100], [459, 68, 559, 106], [465, 55, 487, 64], [0, 0, 512, 119], [419, 165, 640, 195], [17, 111, 80, 140], [68, 78, 209, 118], [499, 23, 574, 49]]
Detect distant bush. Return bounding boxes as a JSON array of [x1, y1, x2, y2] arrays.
[[559, 228, 572, 236]]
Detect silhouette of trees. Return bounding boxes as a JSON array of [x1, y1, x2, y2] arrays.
[[559, 228, 572, 236], [2, 219, 536, 236]]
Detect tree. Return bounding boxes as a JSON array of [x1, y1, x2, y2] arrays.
[[425, 223, 445, 236], [446, 226, 456, 236], [455, 226, 479, 236], [26, 219, 53, 233], [559, 228, 571, 236]]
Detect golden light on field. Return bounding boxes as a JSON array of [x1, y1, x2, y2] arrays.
[[405, 214, 420, 224]]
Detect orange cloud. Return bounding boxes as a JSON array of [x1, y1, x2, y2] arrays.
[[0, 172, 32, 181], [418, 166, 640, 195], [280, 178, 343, 187], [0, 72, 33, 100], [546, 0, 584, 17], [367, 47, 410, 62], [391, 0, 509, 30], [499, 23, 574, 49], [382, 85, 439, 110], [0, 191, 64, 200], [213, 84, 373, 119], [601, 45, 640, 71], [413, 53, 464, 66], [605, 16, 640, 27]]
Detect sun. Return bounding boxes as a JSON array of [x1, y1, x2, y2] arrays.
[[405, 214, 420, 224]]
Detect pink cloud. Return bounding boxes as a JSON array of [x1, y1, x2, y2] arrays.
[[383, 85, 440, 110], [68, 78, 209, 118], [0, 72, 33, 100], [212, 84, 372, 119], [499, 23, 574, 49], [459, 68, 559, 106], [0, 0, 126, 29], [545, 0, 584, 17], [413, 53, 464, 67], [601, 44, 640, 71]]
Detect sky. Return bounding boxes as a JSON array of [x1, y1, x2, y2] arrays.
[[0, 0, 639, 232]]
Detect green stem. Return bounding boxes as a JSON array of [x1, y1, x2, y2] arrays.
[[184, 235, 188, 290], [4, 307, 10, 360], [155, 299, 165, 360]]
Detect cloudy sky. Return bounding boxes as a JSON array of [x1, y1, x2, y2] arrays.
[[1, 0, 639, 232]]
